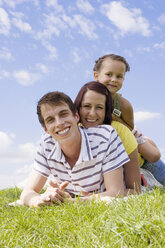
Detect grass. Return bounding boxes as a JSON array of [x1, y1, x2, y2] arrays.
[[0, 187, 165, 247]]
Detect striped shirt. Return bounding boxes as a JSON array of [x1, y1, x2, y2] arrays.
[[33, 125, 130, 195]]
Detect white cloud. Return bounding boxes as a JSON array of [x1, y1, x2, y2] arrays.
[[13, 70, 41, 86], [158, 13, 165, 25], [12, 17, 32, 32], [0, 70, 10, 79], [0, 7, 10, 35], [76, 0, 94, 14], [36, 14, 66, 41], [134, 111, 160, 123], [18, 142, 37, 158], [36, 63, 49, 74], [73, 14, 98, 39], [42, 41, 58, 60], [0, 0, 37, 9], [72, 48, 81, 64], [0, 131, 37, 165], [137, 46, 151, 52], [46, 0, 64, 13], [0, 131, 13, 153], [101, 1, 151, 37], [0, 47, 13, 60], [153, 42, 165, 50]]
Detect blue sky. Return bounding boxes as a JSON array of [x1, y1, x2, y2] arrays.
[[0, 0, 165, 189]]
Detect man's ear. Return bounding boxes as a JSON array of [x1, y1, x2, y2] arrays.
[[94, 71, 99, 80], [43, 126, 48, 133]]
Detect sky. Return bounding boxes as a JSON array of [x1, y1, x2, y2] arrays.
[[0, 0, 165, 189]]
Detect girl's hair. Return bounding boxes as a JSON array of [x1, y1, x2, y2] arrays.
[[93, 54, 130, 72], [74, 81, 113, 125]]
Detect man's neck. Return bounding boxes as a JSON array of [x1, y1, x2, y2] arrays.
[[60, 130, 81, 168]]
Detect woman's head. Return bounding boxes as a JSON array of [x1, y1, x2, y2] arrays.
[[74, 81, 112, 128]]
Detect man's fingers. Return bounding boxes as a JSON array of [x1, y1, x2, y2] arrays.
[[49, 180, 60, 188], [59, 181, 69, 190]]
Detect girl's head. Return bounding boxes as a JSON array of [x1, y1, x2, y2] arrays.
[[93, 54, 130, 73], [74, 81, 112, 128], [93, 54, 130, 96]]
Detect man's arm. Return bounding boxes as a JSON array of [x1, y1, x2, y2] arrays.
[[20, 170, 69, 207], [80, 166, 125, 201]]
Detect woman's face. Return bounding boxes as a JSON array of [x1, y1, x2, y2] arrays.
[[80, 90, 106, 128]]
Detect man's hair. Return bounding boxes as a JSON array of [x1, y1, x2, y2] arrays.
[[74, 81, 113, 125], [93, 54, 130, 73], [37, 91, 77, 127]]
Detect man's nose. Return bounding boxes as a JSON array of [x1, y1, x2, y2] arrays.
[[55, 117, 64, 126]]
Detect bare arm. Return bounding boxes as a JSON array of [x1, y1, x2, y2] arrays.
[[80, 166, 125, 201], [20, 170, 69, 207], [124, 148, 141, 194], [138, 137, 161, 163], [112, 97, 134, 130]]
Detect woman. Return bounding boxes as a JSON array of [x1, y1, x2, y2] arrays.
[[74, 81, 141, 195]]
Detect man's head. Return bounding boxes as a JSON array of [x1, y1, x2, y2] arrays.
[[37, 91, 77, 128]]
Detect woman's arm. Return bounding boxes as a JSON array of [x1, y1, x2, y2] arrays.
[[124, 148, 141, 194]]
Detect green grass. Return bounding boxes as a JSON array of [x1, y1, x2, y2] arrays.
[[0, 187, 165, 247]]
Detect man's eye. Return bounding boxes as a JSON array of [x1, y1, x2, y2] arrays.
[[107, 73, 112, 76], [97, 106, 103, 109], [60, 112, 68, 117], [47, 118, 53, 123]]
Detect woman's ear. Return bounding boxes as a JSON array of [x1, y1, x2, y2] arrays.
[[75, 111, 80, 123], [94, 71, 99, 80]]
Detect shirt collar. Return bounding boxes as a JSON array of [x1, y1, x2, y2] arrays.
[[47, 126, 93, 164]]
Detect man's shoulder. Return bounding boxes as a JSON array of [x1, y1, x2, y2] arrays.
[[40, 132, 56, 145], [84, 125, 116, 139]]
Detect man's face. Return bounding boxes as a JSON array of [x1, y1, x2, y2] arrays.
[[94, 58, 126, 96], [41, 102, 79, 145]]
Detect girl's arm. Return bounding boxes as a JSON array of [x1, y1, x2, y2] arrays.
[[138, 137, 161, 163], [112, 97, 134, 130]]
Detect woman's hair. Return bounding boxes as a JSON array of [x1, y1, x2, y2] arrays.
[[93, 54, 130, 73], [74, 81, 113, 125]]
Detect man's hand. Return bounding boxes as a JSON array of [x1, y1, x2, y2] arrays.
[[41, 181, 70, 203]]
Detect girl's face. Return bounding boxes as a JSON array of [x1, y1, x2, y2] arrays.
[[80, 90, 106, 128], [94, 58, 125, 97]]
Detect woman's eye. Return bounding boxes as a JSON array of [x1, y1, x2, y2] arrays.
[[83, 105, 90, 109]]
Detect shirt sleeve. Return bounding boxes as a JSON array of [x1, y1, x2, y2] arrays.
[[111, 121, 138, 155], [33, 138, 51, 178]]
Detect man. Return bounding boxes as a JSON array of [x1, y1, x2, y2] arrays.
[[20, 91, 130, 207]]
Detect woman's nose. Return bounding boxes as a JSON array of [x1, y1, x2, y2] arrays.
[[89, 107, 96, 116]]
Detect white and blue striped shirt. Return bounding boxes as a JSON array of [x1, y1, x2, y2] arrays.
[[34, 125, 129, 195]]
